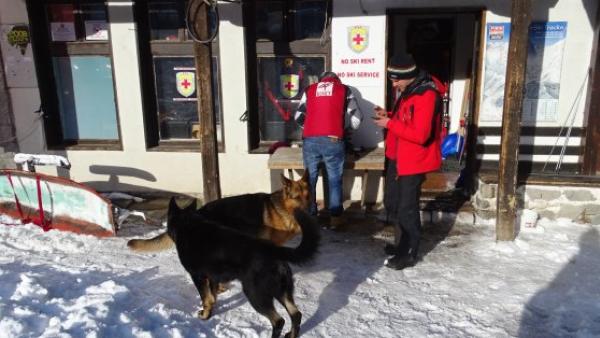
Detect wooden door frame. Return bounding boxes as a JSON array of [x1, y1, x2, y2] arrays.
[[582, 3, 600, 175], [386, 7, 486, 194]]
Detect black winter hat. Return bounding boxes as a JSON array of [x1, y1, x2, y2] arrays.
[[387, 54, 419, 80], [319, 71, 339, 81]]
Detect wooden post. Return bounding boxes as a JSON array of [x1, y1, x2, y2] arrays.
[[496, 0, 532, 241], [582, 3, 600, 175], [192, 1, 221, 202]]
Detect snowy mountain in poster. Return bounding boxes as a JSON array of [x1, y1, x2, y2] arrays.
[[481, 25, 510, 122], [525, 41, 564, 100], [481, 22, 567, 122]]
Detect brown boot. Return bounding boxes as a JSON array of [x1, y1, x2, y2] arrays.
[[330, 215, 345, 231]]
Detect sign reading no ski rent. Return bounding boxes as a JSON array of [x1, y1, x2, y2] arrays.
[[332, 17, 385, 88]]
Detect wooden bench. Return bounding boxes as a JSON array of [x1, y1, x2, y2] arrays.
[[267, 147, 384, 207], [268, 147, 462, 207]]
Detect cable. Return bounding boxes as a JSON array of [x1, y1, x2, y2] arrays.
[[541, 72, 588, 173], [555, 72, 588, 173], [319, 0, 331, 46], [358, 0, 369, 15], [186, 0, 219, 44], [0, 115, 42, 145]]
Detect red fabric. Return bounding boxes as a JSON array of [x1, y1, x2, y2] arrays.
[[35, 175, 51, 231], [384, 89, 442, 176], [4, 171, 51, 231], [431, 76, 447, 96], [431, 75, 450, 140], [302, 77, 346, 138]]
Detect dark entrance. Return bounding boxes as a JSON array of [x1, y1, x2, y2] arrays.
[[387, 9, 484, 201], [405, 17, 454, 85]]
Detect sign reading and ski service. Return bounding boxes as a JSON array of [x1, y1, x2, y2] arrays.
[[332, 17, 385, 87]]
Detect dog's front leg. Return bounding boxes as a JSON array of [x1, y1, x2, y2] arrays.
[[191, 275, 216, 320]]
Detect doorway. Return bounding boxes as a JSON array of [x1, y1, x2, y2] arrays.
[[387, 10, 484, 195]]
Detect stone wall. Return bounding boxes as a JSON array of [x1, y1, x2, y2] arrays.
[[473, 179, 600, 225]]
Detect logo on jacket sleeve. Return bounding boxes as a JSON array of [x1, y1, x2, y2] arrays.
[[176, 72, 196, 98], [348, 25, 369, 53], [280, 74, 300, 98]]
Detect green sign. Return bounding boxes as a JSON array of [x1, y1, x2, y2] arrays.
[[6, 25, 30, 55]]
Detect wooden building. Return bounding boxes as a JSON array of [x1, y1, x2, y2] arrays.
[[0, 0, 599, 225]]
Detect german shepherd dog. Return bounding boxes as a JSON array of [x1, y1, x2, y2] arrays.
[[127, 173, 310, 252], [164, 198, 319, 338]]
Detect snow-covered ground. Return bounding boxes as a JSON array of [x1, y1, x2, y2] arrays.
[[0, 212, 599, 338]]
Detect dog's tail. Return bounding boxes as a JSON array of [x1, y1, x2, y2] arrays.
[[271, 209, 320, 264], [127, 232, 174, 252]]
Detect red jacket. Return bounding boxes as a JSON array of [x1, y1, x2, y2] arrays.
[[384, 75, 442, 176], [302, 77, 347, 138]]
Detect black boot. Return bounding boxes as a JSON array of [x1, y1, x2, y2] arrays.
[[384, 243, 398, 256], [383, 243, 411, 255], [384, 254, 417, 270]]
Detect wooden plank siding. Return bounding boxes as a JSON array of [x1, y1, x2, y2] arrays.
[[476, 126, 584, 174]]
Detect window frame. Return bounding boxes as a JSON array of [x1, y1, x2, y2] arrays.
[[27, 0, 122, 150], [243, 0, 331, 153], [134, 0, 224, 152]]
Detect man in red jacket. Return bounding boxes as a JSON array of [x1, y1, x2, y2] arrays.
[[373, 54, 442, 270], [295, 71, 362, 228]]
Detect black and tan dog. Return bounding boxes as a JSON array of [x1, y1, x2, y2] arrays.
[[163, 197, 319, 338], [127, 173, 310, 252]]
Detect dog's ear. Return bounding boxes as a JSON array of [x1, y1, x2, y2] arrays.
[[168, 197, 179, 214], [280, 173, 292, 188], [184, 199, 197, 212]]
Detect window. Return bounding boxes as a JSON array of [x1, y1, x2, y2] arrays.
[[29, 1, 120, 148], [135, 0, 223, 150], [245, 0, 330, 151], [257, 56, 324, 141]]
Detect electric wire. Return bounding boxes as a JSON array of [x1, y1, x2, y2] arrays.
[[185, 0, 219, 44]]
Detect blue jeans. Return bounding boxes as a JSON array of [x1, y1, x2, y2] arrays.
[[303, 136, 345, 216]]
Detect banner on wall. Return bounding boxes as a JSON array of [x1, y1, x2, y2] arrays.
[[523, 22, 567, 122], [480, 23, 511, 122], [481, 22, 568, 122]]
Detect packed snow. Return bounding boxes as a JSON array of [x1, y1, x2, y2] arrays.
[[0, 212, 599, 338]]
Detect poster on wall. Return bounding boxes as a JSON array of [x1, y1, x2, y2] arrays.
[[480, 23, 510, 122], [481, 21, 568, 122], [50, 22, 76, 42], [332, 17, 385, 87], [522, 22, 567, 122]]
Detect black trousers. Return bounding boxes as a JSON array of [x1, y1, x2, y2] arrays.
[[384, 160, 425, 259]]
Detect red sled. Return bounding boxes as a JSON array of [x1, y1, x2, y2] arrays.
[[0, 169, 115, 237]]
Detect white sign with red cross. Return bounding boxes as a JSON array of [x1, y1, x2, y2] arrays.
[[332, 16, 385, 88]]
